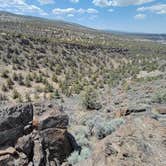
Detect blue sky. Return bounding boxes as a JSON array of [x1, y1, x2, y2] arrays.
[[0, 0, 166, 33]]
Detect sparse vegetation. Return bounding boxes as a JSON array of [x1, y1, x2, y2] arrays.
[[12, 89, 21, 99], [152, 90, 166, 104], [82, 86, 102, 110]]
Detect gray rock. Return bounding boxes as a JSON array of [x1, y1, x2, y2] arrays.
[[0, 152, 29, 166], [33, 138, 45, 166], [38, 114, 69, 130], [0, 154, 14, 166], [15, 134, 34, 160], [0, 104, 33, 147]]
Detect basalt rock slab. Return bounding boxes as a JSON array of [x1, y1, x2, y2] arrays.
[[0, 104, 33, 147], [40, 128, 73, 165]]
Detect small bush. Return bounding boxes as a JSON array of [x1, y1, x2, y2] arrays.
[[17, 73, 24, 85], [6, 77, 14, 89], [53, 89, 61, 99], [52, 74, 58, 82], [12, 89, 21, 99], [1, 84, 8, 92], [25, 93, 31, 102], [0, 93, 8, 101], [1, 70, 9, 78], [72, 127, 90, 147], [80, 114, 125, 139], [12, 72, 18, 81], [44, 83, 54, 93], [82, 86, 102, 110], [94, 118, 125, 139], [67, 146, 91, 165], [25, 75, 31, 87], [152, 90, 166, 104]]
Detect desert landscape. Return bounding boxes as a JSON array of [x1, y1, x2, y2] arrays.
[[0, 8, 165, 166]]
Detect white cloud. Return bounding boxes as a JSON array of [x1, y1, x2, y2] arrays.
[[52, 8, 98, 15], [92, 0, 112, 7], [67, 14, 74, 17], [38, 0, 55, 5], [53, 8, 76, 15], [87, 8, 98, 14], [70, 0, 79, 3], [108, 8, 114, 12], [92, 0, 154, 7], [137, 4, 166, 14], [111, 0, 154, 6], [0, 0, 47, 15], [134, 13, 146, 19]]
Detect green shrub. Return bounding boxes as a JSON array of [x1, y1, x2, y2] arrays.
[[52, 74, 58, 82], [12, 89, 21, 99], [12, 72, 18, 81], [72, 127, 90, 147], [25, 75, 31, 87], [1, 70, 9, 78], [0, 93, 8, 101], [44, 83, 54, 93], [94, 118, 125, 139], [53, 89, 61, 99], [80, 114, 125, 139], [35, 74, 43, 83], [67, 147, 91, 165], [25, 93, 31, 102], [17, 73, 24, 85], [82, 86, 102, 110], [6, 78, 14, 89], [152, 90, 166, 104], [1, 84, 8, 92]]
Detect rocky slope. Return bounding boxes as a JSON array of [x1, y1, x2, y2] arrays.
[[75, 108, 166, 166]]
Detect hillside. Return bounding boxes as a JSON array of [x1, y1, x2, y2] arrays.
[[0, 11, 166, 166], [0, 11, 165, 103]]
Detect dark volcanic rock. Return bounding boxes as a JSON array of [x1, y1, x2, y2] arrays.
[[0, 103, 75, 165], [38, 113, 69, 130], [41, 128, 73, 165], [0, 104, 33, 147]]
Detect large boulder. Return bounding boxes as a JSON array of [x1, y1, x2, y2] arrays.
[[38, 113, 69, 130], [40, 128, 73, 165], [0, 104, 33, 147]]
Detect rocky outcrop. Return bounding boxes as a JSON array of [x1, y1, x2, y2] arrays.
[[0, 104, 75, 166], [41, 128, 73, 165], [0, 104, 33, 147], [38, 110, 69, 130]]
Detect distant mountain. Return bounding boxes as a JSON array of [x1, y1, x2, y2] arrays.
[[105, 29, 166, 44], [0, 11, 97, 33]]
